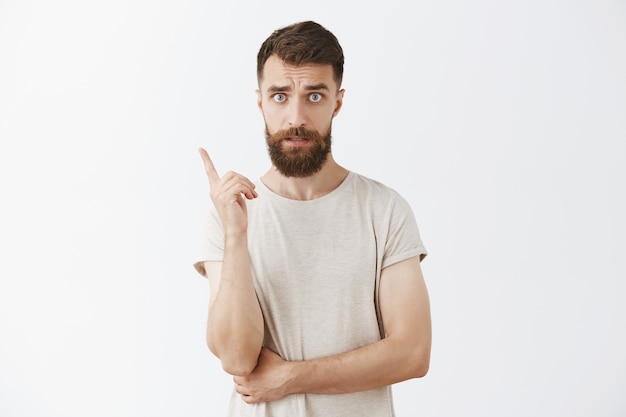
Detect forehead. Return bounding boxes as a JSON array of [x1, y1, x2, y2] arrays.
[[260, 55, 337, 91]]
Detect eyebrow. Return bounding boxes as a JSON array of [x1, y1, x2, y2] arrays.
[[304, 83, 330, 92], [266, 83, 331, 93]]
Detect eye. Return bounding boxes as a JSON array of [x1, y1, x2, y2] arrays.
[[309, 93, 322, 102], [272, 93, 286, 103]]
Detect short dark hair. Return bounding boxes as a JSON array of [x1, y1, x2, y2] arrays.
[[257, 21, 344, 89]]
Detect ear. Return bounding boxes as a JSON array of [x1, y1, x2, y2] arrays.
[[333, 89, 345, 117], [256, 89, 263, 112]]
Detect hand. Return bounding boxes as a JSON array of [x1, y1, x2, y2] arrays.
[[233, 348, 292, 403], [198, 147, 258, 235]]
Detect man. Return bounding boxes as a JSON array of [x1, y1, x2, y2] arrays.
[[194, 20, 431, 417]]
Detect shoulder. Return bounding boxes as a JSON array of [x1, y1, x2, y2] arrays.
[[348, 172, 407, 204]]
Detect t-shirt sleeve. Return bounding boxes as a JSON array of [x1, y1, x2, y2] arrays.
[[193, 205, 225, 277], [381, 194, 427, 269]]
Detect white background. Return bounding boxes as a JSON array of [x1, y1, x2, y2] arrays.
[[1, 0, 625, 416]]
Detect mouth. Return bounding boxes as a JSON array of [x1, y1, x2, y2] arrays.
[[284, 137, 310, 146]]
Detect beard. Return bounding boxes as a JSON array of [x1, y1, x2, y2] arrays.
[[265, 126, 332, 178]]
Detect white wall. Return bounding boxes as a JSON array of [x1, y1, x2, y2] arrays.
[[1, 1, 624, 416]]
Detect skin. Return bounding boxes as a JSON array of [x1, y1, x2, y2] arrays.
[[199, 55, 432, 403]]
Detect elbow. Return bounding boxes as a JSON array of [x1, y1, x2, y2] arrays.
[[411, 358, 430, 378], [407, 346, 431, 379], [206, 336, 259, 376], [220, 355, 258, 377]]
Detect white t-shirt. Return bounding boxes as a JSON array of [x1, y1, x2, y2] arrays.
[[195, 171, 427, 417]]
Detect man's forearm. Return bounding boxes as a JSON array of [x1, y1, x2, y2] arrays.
[[207, 233, 264, 375], [287, 335, 429, 395]]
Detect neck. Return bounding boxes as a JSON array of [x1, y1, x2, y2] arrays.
[[261, 153, 349, 200]]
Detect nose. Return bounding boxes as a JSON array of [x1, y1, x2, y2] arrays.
[[288, 100, 306, 128]]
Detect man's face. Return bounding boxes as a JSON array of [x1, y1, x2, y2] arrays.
[[257, 55, 344, 177]]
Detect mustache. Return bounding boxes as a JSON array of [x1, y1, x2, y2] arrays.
[[267, 127, 325, 145]]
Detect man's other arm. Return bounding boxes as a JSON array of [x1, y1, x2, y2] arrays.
[[234, 255, 431, 402]]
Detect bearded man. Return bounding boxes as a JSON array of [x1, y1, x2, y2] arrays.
[[194, 20, 432, 417]]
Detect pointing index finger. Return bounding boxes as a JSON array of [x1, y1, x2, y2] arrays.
[[198, 147, 220, 184]]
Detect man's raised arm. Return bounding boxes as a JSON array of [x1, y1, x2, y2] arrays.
[[199, 148, 264, 376]]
